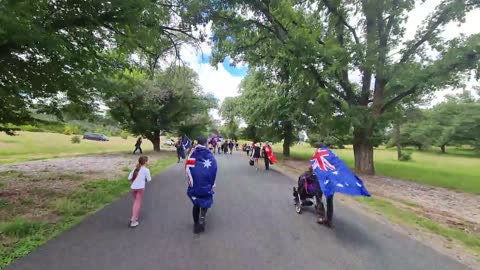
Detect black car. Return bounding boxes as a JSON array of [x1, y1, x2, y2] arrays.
[[83, 133, 109, 141]]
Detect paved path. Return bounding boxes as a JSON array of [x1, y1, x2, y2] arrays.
[[7, 152, 470, 270]]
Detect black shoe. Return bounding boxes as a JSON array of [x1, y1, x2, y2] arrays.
[[317, 218, 332, 228], [198, 217, 206, 232], [193, 224, 202, 234]]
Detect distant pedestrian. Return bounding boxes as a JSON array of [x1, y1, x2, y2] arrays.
[[211, 138, 218, 155], [175, 139, 184, 163], [128, 156, 151, 228], [262, 144, 270, 170], [186, 137, 218, 234], [246, 144, 251, 156], [251, 143, 261, 170], [133, 137, 143, 154], [235, 140, 239, 151], [223, 142, 228, 154], [228, 140, 234, 154]]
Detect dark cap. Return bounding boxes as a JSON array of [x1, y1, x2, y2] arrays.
[[197, 137, 208, 145]]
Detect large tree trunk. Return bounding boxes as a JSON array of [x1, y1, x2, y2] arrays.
[[394, 121, 402, 160], [353, 127, 375, 175], [149, 130, 161, 152], [440, 144, 446, 153], [283, 140, 290, 157], [282, 121, 294, 157]]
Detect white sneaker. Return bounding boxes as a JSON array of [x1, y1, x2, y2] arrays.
[[130, 220, 139, 228]]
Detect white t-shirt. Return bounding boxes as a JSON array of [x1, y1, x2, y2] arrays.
[[128, 166, 152, 190]]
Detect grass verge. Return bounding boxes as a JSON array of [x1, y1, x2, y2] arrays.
[[0, 131, 175, 165], [357, 197, 480, 256], [0, 156, 176, 269]]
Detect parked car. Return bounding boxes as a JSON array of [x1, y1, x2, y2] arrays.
[[164, 139, 176, 146], [83, 133, 109, 141]]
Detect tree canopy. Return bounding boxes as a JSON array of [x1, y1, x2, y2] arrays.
[[0, 0, 206, 134], [207, 0, 480, 174], [102, 66, 216, 151], [388, 91, 480, 153]]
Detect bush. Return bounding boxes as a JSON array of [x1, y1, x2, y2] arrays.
[[63, 127, 73, 135], [0, 219, 45, 238], [71, 136, 81, 144], [19, 125, 44, 132], [399, 151, 412, 161], [120, 131, 129, 140]]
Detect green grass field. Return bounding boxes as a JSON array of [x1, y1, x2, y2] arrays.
[[273, 144, 480, 194], [0, 132, 143, 164]]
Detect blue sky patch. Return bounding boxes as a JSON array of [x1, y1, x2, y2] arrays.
[[199, 54, 247, 77]]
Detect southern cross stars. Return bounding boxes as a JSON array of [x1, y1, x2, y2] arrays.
[[203, 159, 212, 168]]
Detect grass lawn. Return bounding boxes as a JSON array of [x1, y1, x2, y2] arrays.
[[272, 144, 480, 194], [0, 156, 176, 269], [0, 132, 150, 165], [358, 197, 480, 257]]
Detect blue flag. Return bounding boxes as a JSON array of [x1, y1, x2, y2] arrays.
[[182, 135, 191, 150], [310, 147, 370, 198], [185, 145, 218, 208]]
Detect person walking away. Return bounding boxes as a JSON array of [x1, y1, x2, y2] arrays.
[[263, 142, 277, 171], [246, 144, 251, 156], [228, 140, 234, 154], [133, 137, 143, 154], [211, 138, 218, 155], [185, 137, 218, 234], [128, 156, 151, 228], [262, 144, 270, 170], [235, 140, 239, 151], [223, 142, 228, 154], [317, 193, 334, 228], [251, 143, 261, 170], [175, 139, 183, 163]]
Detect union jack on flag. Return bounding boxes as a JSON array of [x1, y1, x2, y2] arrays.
[[310, 147, 370, 198], [185, 145, 217, 188]]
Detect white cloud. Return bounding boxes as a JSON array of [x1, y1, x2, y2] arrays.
[[181, 45, 243, 101]]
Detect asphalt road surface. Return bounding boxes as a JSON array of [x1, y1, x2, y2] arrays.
[[7, 152, 470, 270]]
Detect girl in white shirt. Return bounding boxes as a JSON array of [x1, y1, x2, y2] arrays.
[[128, 156, 152, 228]]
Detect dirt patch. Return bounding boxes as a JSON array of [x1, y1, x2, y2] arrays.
[[0, 153, 165, 223]]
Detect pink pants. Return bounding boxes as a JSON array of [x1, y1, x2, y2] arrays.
[[131, 189, 145, 221]]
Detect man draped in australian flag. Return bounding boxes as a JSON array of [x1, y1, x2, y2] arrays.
[[310, 146, 370, 227], [185, 137, 218, 234]]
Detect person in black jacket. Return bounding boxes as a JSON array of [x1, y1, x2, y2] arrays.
[[251, 143, 261, 170], [262, 143, 270, 170], [133, 137, 143, 154]]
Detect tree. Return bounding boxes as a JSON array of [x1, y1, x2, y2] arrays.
[[219, 97, 242, 140], [234, 70, 304, 156], [387, 91, 480, 153], [429, 92, 480, 152], [0, 0, 205, 134], [204, 0, 480, 174], [103, 66, 215, 151]]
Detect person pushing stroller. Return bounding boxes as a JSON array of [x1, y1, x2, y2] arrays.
[[293, 166, 331, 225]]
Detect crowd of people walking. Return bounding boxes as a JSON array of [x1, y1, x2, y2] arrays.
[[126, 135, 351, 234]]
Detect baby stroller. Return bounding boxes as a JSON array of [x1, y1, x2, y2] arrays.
[[293, 171, 323, 215]]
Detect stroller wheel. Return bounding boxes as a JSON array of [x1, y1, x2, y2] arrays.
[[295, 203, 302, 214], [294, 189, 302, 214]]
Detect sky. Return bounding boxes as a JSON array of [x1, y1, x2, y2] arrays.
[[180, 1, 480, 119]]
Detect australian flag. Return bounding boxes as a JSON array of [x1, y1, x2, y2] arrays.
[[185, 145, 218, 208], [310, 147, 370, 198], [182, 135, 192, 150]]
